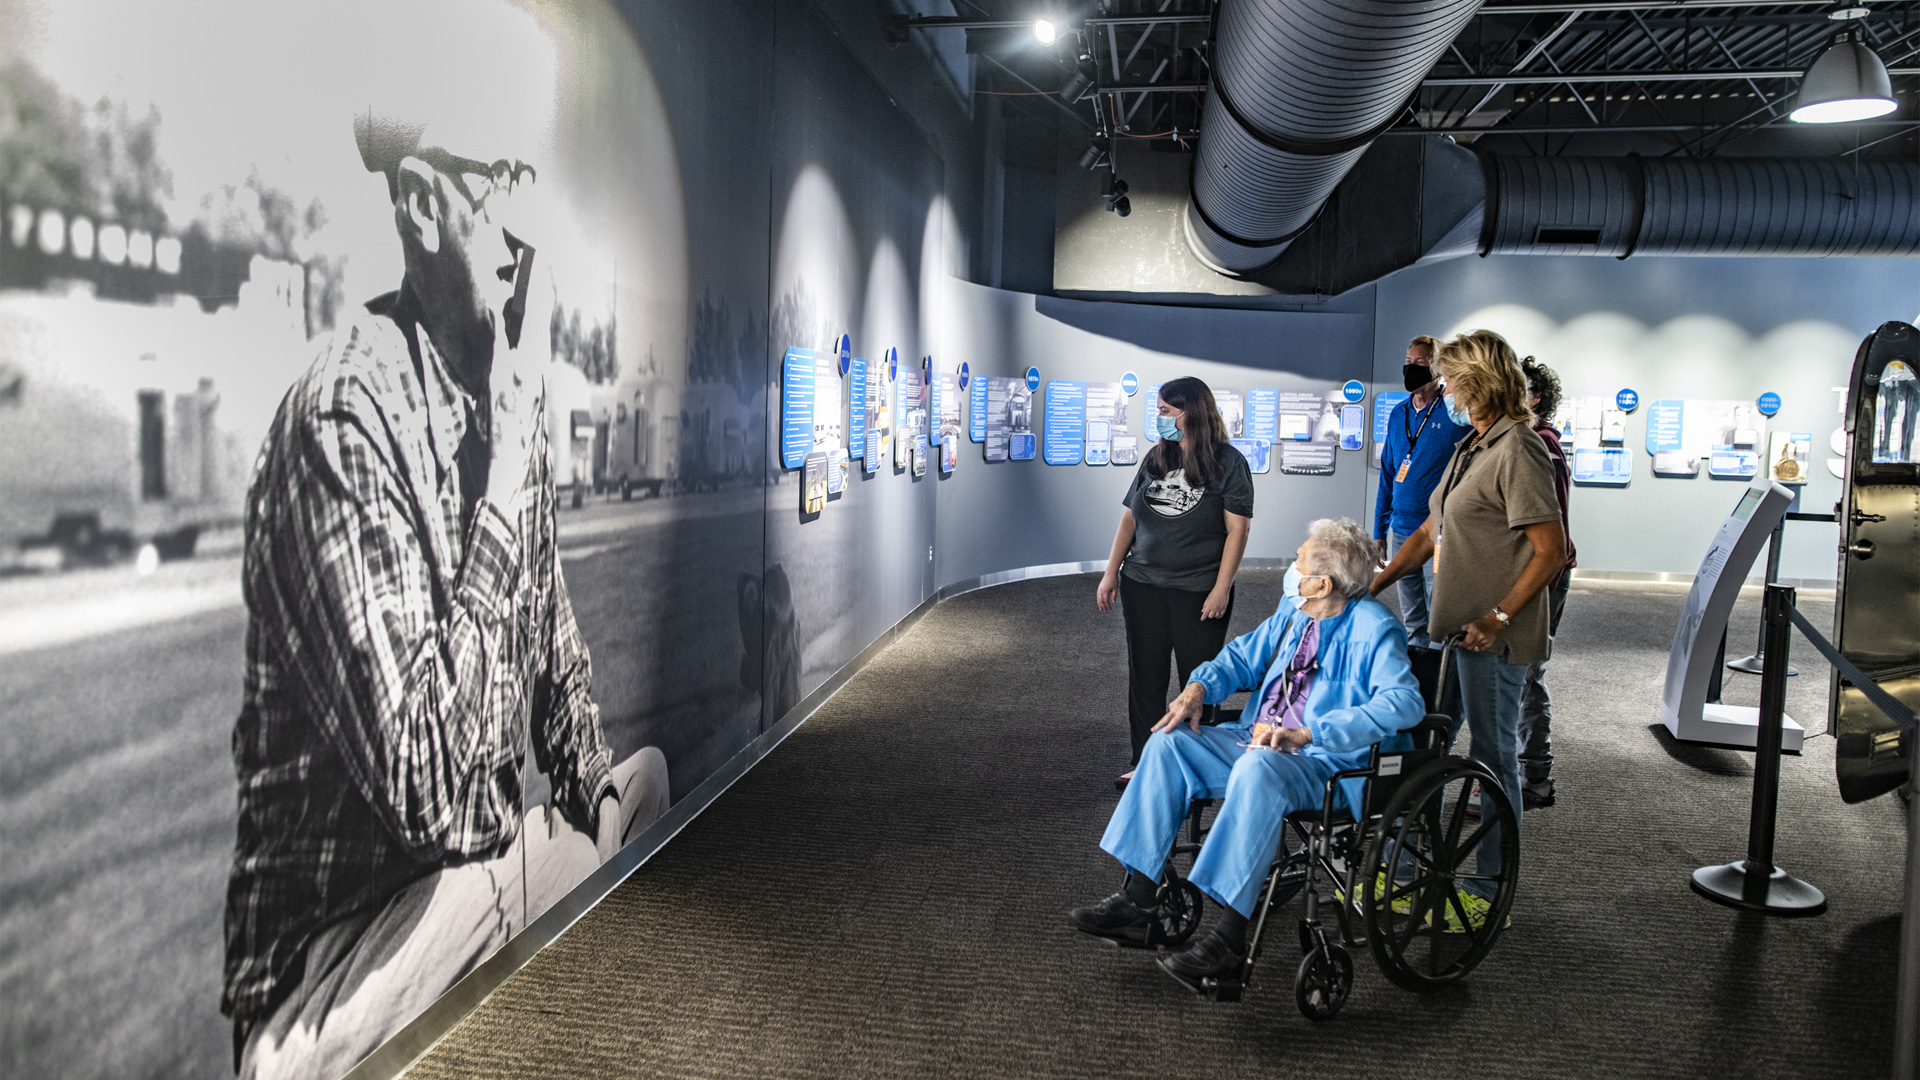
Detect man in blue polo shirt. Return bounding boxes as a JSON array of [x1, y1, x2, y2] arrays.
[[1371, 335, 1466, 647]]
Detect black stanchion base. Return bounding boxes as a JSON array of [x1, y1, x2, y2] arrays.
[[1691, 861, 1827, 917], [1726, 654, 1797, 676]]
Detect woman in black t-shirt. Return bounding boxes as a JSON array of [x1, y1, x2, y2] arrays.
[[1097, 377, 1254, 787]]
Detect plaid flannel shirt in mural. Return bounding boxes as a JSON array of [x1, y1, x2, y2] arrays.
[[221, 289, 615, 1034]]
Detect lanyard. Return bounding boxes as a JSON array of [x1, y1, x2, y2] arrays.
[[1403, 395, 1441, 453], [1435, 428, 1489, 526]]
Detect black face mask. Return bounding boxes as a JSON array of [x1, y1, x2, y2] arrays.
[[1403, 363, 1434, 392]]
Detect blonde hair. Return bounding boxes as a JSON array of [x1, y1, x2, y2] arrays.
[[1408, 335, 1440, 358], [1436, 329, 1532, 426]]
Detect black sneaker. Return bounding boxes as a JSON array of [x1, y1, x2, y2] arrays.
[[1068, 891, 1157, 945], [1159, 929, 1244, 980], [1522, 778, 1556, 810]]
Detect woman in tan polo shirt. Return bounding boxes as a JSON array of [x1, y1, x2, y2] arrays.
[[1369, 329, 1566, 930]]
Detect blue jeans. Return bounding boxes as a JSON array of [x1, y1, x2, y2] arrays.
[[1101, 725, 1336, 917], [1448, 648, 1526, 897], [1389, 530, 1434, 647]]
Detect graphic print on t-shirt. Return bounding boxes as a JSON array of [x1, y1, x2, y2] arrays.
[[1143, 469, 1205, 517]]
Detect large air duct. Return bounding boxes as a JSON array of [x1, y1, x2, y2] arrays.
[[1185, 0, 1486, 275], [1483, 155, 1920, 258]]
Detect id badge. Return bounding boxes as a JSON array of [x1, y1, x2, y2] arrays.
[[1394, 456, 1412, 483]]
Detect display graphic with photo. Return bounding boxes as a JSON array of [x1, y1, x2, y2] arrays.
[[1084, 380, 1130, 466], [934, 370, 964, 453], [983, 375, 1034, 462], [1214, 386, 1246, 439], [894, 363, 925, 471], [866, 353, 893, 472], [1555, 396, 1634, 484], [803, 451, 829, 512], [0, 2, 771, 1078]]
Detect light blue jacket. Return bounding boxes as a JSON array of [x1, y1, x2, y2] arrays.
[[1189, 594, 1426, 815]]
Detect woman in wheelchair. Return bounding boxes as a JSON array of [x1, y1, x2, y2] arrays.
[[1069, 518, 1424, 981]]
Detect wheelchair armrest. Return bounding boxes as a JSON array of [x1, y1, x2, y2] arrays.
[[1410, 712, 1454, 753]]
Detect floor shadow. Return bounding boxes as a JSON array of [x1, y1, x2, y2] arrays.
[[1647, 723, 1750, 777]]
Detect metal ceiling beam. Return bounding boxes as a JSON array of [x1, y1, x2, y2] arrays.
[[1424, 66, 1920, 83], [1381, 119, 1920, 133], [903, 15, 1211, 31], [1478, 1, 1886, 13]]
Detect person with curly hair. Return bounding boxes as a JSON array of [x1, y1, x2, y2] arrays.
[[1517, 356, 1577, 810]]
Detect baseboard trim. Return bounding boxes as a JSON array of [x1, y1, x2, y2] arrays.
[[341, 557, 1157, 1080], [1570, 568, 1835, 590]]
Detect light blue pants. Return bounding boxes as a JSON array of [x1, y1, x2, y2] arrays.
[[1390, 530, 1434, 647], [1101, 725, 1337, 917], [1449, 648, 1527, 897]]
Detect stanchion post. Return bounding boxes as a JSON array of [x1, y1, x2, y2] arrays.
[[1690, 584, 1826, 916], [1728, 518, 1797, 676], [1897, 781, 1920, 1080]]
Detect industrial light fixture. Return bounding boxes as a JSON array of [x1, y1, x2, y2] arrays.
[[1790, 8, 1896, 123], [1033, 18, 1057, 45], [1103, 174, 1130, 218]]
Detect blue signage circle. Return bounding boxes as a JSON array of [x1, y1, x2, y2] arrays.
[[887, 347, 898, 382], [1616, 388, 1639, 412], [1757, 391, 1782, 417], [1025, 366, 1041, 392], [959, 361, 971, 390], [1341, 379, 1365, 403], [1121, 371, 1139, 396], [838, 334, 852, 376]]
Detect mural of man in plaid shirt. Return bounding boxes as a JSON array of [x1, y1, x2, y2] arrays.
[[220, 101, 671, 1079]]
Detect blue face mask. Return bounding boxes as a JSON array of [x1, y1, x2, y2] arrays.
[[1156, 414, 1183, 442], [1444, 393, 1472, 426], [1284, 564, 1324, 600]]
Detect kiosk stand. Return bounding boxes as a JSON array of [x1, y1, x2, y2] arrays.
[[1660, 479, 1804, 750]]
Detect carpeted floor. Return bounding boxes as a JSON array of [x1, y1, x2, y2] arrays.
[[406, 572, 1907, 1080]]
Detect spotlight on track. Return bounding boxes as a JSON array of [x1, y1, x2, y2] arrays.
[[1034, 18, 1057, 45], [1791, 8, 1896, 123], [1103, 175, 1130, 217]]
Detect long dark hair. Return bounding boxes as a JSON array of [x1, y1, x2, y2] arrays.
[[1145, 377, 1231, 489]]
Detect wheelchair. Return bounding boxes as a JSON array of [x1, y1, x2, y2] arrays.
[[1144, 639, 1518, 1020]]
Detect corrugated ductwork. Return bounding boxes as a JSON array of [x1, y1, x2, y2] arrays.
[[1185, 0, 1487, 275], [1484, 155, 1920, 259]]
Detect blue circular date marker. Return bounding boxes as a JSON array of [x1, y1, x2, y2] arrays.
[[1757, 391, 1781, 417], [1616, 388, 1638, 412]]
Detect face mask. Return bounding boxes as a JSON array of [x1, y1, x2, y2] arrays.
[[1444, 393, 1472, 426], [1156, 414, 1183, 442], [1403, 363, 1433, 392], [1284, 565, 1325, 600]]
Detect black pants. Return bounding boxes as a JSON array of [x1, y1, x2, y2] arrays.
[[1120, 574, 1234, 766]]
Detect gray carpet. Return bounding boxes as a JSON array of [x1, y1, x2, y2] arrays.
[[406, 572, 1907, 1080]]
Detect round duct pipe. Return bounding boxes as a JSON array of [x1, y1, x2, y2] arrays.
[[1186, 0, 1486, 276], [1483, 155, 1920, 259]]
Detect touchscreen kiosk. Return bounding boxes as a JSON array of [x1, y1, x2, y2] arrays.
[[1661, 479, 1801, 749]]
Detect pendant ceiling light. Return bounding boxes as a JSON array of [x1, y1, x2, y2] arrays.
[[1790, 11, 1897, 123]]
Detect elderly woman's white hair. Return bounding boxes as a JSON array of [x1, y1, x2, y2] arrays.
[[1303, 518, 1376, 599]]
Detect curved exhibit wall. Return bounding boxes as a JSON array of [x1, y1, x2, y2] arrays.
[[1373, 255, 1920, 585]]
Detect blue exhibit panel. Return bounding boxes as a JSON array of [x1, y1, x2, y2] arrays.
[[1646, 399, 1684, 454], [848, 355, 867, 462], [1245, 387, 1279, 444], [969, 373, 987, 442], [781, 347, 815, 469], [1044, 380, 1087, 465], [1572, 447, 1632, 485], [1144, 383, 1162, 442], [1373, 392, 1410, 464]]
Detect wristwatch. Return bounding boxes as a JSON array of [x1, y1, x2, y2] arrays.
[[1489, 605, 1511, 627]]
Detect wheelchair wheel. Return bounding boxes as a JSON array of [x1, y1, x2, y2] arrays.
[[1154, 877, 1204, 947], [1294, 944, 1353, 1022], [1360, 756, 1518, 993]]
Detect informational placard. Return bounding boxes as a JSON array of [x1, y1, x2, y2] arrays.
[[1769, 431, 1811, 485], [847, 355, 866, 467], [1281, 442, 1336, 476], [802, 450, 828, 513], [1371, 392, 1410, 469], [1644, 398, 1765, 479], [969, 369, 988, 442], [894, 365, 924, 470], [1084, 381, 1131, 466], [940, 434, 958, 473], [1245, 387, 1280, 445], [827, 448, 849, 495], [1143, 382, 1162, 442], [911, 435, 929, 477], [934, 372, 964, 459], [985, 376, 1035, 462], [1556, 396, 1632, 485], [864, 353, 893, 474], [1230, 438, 1272, 474], [1215, 387, 1246, 439], [1044, 380, 1087, 466], [1339, 404, 1365, 450], [812, 349, 842, 457], [780, 347, 816, 470]]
